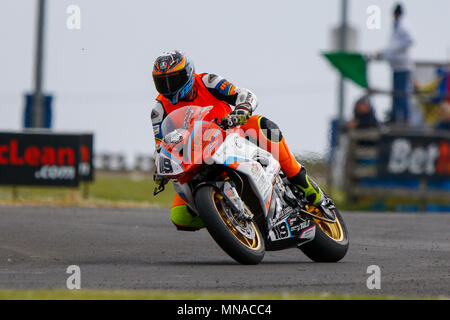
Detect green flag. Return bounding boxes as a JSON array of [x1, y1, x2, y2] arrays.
[[323, 52, 368, 88]]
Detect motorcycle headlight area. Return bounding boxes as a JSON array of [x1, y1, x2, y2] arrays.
[[163, 128, 186, 145], [156, 152, 184, 175]]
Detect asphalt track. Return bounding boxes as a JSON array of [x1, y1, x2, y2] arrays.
[[0, 205, 448, 297]]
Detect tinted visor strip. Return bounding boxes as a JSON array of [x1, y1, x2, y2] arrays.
[[154, 70, 189, 95]]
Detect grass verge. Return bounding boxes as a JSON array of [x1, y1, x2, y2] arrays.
[[0, 289, 423, 300], [0, 172, 175, 208]]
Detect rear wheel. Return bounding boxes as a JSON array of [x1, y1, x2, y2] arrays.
[[195, 186, 265, 265], [299, 205, 349, 262]]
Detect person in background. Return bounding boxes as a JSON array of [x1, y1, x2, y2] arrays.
[[435, 102, 450, 131], [377, 3, 414, 124], [347, 95, 379, 130]]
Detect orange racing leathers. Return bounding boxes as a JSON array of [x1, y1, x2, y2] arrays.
[[151, 73, 322, 231]]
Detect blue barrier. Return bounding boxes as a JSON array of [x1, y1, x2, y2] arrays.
[[23, 93, 53, 129], [358, 178, 421, 189]]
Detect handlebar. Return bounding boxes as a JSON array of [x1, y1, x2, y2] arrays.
[[215, 117, 240, 130]]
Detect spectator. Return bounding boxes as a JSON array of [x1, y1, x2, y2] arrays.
[[377, 3, 414, 124], [435, 102, 450, 131], [347, 96, 379, 130]]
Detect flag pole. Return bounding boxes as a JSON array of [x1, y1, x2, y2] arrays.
[[31, 0, 46, 128], [337, 0, 349, 135]]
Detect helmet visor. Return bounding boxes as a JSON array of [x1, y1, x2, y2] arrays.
[[153, 69, 189, 96]]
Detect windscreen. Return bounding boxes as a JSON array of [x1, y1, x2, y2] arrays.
[[160, 106, 213, 138]]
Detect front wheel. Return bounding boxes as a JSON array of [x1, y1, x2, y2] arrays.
[[299, 205, 349, 262], [194, 186, 265, 265]]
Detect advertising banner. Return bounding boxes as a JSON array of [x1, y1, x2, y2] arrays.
[[378, 133, 450, 178], [0, 132, 94, 186], [79, 133, 94, 182]]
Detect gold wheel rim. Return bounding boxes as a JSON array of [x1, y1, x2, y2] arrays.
[[211, 191, 261, 251], [306, 205, 344, 242]]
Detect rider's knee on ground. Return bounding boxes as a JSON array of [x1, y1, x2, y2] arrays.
[[170, 205, 204, 231]]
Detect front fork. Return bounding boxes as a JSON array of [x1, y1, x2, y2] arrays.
[[194, 180, 252, 221]]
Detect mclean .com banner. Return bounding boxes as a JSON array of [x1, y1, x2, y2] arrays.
[[378, 133, 450, 178], [0, 131, 93, 186]]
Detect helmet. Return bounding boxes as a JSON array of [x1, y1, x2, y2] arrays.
[[152, 50, 195, 104]]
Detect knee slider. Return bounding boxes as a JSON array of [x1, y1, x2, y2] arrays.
[[170, 205, 191, 225]]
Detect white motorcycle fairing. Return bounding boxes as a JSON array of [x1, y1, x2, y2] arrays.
[[211, 133, 281, 216]]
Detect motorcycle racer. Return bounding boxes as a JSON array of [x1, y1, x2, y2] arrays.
[[151, 50, 328, 231]]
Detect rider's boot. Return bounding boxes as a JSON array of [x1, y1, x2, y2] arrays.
[[287, 167, 325, 206], [288, 167, 336, 219]]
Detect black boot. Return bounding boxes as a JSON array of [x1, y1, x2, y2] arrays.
[[288, 168, 325, 206]]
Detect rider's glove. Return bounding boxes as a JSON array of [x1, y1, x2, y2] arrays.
[[228, 107, 251, 126]]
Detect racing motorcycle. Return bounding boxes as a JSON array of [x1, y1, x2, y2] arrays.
[[154, 105, 349, 265]]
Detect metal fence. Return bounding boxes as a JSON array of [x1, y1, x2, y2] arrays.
[[94, 153, 155, 173]]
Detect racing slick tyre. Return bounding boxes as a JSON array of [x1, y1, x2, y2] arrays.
[[299, 207, 349, 262], [195, 185, 265, 265]]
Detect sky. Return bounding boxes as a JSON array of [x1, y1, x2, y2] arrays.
[[1, 0, 449, 162]]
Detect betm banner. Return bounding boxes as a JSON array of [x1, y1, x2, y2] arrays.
[[378, 133, 450, 178]]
